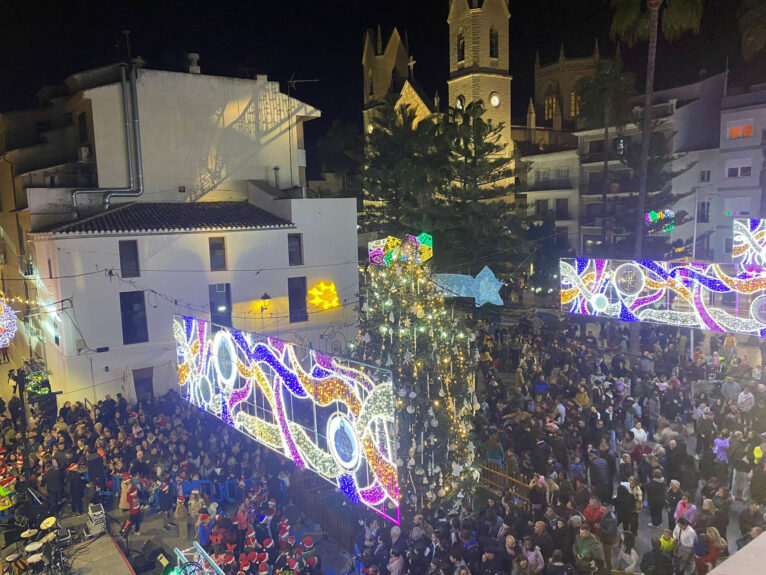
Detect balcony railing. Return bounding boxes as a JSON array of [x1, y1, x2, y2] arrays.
[[528, 178, 573, 191], [581, 175, 639, 195]]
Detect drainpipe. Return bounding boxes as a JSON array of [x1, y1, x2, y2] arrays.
[[72, 63, 143, 214], [105, 64, 144, 209]]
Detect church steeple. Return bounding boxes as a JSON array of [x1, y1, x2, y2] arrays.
[[593, 39, 600, 60], [535, 50, 540, 68], [559, 43, 566, 62], [376, 25, 383, 54]]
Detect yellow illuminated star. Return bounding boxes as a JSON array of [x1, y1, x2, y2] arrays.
[[307, 281, 339, 310]]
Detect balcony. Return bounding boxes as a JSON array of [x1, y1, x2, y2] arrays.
[[579, 149, 624, 164], [527, 177, 574, 192], [581, 172, 639, 195]]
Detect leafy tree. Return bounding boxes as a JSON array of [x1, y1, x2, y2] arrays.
[[739, 0, 766, 60], [363, 97, 528, 276], [610, 0, 703, 259], [362, 95, 445, 238], [577, 57, 636, 244], [437, 101, 529, 273]]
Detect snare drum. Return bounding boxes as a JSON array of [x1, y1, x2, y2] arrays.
[[26, 554, 42, 575], [23, 542, 41, 555]]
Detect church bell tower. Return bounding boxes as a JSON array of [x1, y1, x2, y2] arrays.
[[447, 0, 513, 158]]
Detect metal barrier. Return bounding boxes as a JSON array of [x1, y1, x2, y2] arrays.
[[479, 463, 532, 507], [290, 472, 358, 552]]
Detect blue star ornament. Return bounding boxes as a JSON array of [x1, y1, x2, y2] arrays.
[[434, 266, 504, 307]]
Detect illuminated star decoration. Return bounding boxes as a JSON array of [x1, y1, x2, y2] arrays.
[[368, 233, 433, 267], [307, 281, 339, 310], [173, 315, 399, 524], [0, 300, 18, 348], [433, 266, 504, 307]]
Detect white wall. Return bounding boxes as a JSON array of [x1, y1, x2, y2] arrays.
[[84, 70, 318, 202], [32, 197, 358, 405]]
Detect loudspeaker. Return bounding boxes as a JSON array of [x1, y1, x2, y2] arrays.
[[86, 453, 105, 488], [140, 539, 161, 562]]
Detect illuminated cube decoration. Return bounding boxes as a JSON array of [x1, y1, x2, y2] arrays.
[[173, 315, 400, 523], [368, 232, 433, 267]]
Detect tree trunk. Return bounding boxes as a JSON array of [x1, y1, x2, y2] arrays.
[[630, 1, 661, 357], [633, 1, 661, 261], [602, 100, 612, 255]]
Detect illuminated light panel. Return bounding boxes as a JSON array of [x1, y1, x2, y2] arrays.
[[368, 232, 433, 267], [560, 257, 766, 335], [0, 301, 17, 349], [307, 281, 340, 310], [173, 315, 399, 523], [733, 218, 766, 270]]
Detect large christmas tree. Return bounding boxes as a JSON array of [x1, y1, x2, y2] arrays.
[[354, 234, 478, 515]]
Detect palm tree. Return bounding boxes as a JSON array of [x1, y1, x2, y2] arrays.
[[739, 0, 766, 60], [610, 0, 702, 259], [577, 57, 636, 251]]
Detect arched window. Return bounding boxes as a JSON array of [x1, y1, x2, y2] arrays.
[[457, 33, 465, 62], [570, 90, 580, 117], [489, 29, 499, 59], [545, 94, 558, 120]]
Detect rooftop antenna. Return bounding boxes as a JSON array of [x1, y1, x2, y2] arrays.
[[285, 73, 319, 193]]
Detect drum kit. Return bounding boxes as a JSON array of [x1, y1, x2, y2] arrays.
[[4, 517, 71, 575]]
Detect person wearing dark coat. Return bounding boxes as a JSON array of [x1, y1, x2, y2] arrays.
[[646, 469, 666, 528], [613, 484, 634, 532], [65, 463, 84, 515], [158, 483, 175, 530], [41, 463, 63, 515], [664, 439, 686, 481], [588, 452, 611, 503], [640, 538, 674, 575]]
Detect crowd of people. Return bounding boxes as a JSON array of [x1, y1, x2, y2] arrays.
[[2, 314, 766, 575], [0, 388, 323, 575], [350, 318, 766, 575]]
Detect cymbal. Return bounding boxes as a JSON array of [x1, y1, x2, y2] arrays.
[[42, 532, 57, 543], [40, 517, 57, 530], [20, 528, 38, 538]]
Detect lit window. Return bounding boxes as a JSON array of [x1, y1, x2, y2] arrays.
[[209, 283, 232, 327], [456, 95, 465, 110], [570, 90, 580, 117], [728, 119, 754, 139]]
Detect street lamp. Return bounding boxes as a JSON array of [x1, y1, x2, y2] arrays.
[[259, 292, 271, 332]]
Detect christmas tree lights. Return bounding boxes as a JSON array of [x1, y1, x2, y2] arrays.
[[355, 234, 477, 515]]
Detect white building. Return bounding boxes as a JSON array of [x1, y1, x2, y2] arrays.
[[523, 72, 740, 257], [0, 59, 359, 403], [670, 86, 766, 261], [31, 190, 358, 404], [521, 149, 579, 250]]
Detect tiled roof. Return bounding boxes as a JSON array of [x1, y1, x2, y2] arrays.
[[39, 202, 293, 235]]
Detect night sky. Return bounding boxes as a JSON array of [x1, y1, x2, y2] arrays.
[[1, 0, 761, 177]]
